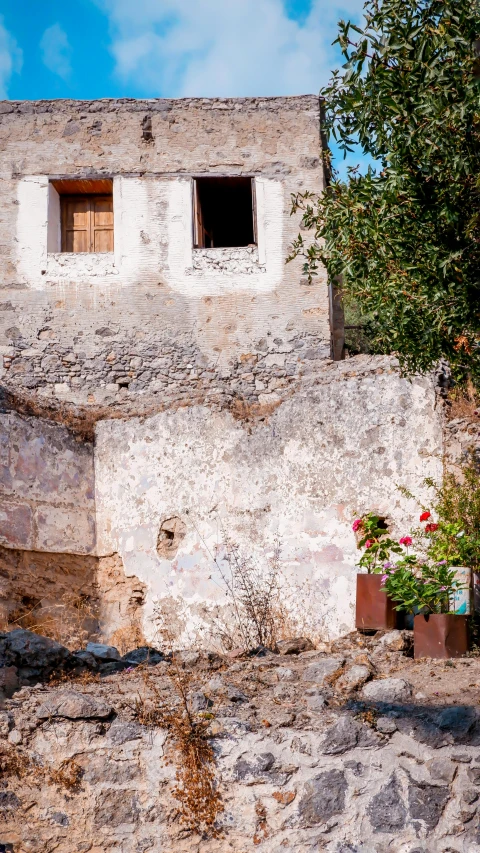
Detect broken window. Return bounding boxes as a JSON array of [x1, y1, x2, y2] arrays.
[[193, 177, 256, 248], [48, 178, 114, 253]]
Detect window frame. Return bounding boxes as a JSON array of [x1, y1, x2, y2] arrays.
[[192, 176, 257, 249]]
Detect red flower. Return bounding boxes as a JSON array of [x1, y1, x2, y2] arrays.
[[352, 519, 363, 532], [399, 536, 412, 547], [425, 523, 439, 533], [365, 540, 373, 549], [420, 511, 431, 522]]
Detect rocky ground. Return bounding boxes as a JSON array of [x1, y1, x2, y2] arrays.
[[3, 628, 480, 851]]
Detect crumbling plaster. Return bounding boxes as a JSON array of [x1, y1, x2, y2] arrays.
[[94, 357, 443, 644]]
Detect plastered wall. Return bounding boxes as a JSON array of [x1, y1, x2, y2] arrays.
[[94, 356, 444, 644]]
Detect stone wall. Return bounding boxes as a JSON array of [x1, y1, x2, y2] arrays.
[[0, 412, 95, 554], [3, 629, 480, 852], [0, 96, 332, 414], [94, 356, 443, 645]]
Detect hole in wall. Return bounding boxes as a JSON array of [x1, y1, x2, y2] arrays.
[[156, 517, 187, 559]]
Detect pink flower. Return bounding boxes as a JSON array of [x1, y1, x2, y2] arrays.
[[365, 539, 373, 549], [420, 511, 431, 522], [352, 519, 363, 532], [399, 536, 412, 547], [381, 574, 388, 584]]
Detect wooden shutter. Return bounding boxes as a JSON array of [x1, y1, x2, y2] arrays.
[[193, 180, 205, 248], [92, 196, 114, 252], [62, 197, 90, 252], [61, 194, 114, 253]]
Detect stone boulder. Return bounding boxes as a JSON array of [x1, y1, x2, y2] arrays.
[[121, 646, 163, 665], [299, 769, 347, 825], [302, 656, 344, 685], [276, 638, 315, 655], [361, 678, 413, 704], [85, 643, 120, 662], [36, 690, 113, 720], [2, 630, 72, 684]]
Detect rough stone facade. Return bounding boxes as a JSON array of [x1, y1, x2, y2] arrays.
[[0, 95, 329, 414], [0, 94, 450, 645]]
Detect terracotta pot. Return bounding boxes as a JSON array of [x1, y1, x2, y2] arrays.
[[414, 613, 469, 659], [355, 573, 398, 632]]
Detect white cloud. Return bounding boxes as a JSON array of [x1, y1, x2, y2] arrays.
[[97, 0, 365, 98], [40, 23, 72, 80], [0, 16, 22, 99]]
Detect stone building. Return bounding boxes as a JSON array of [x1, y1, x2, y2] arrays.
[[0, 96, 443, 647]]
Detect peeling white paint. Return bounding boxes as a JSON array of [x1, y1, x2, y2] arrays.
[[94, 365, 444, 645]]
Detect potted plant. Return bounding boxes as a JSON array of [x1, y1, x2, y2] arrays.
[[381, 557, 469, 659], [354, 513, 403, 631]]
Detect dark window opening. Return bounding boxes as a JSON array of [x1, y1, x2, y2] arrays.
[[193, 177, 256, 248]]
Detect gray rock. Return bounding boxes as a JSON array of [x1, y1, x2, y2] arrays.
[[367, 775, 407, 832], [189, 691, 212, 712], [376, 630, 413, 652], [463, 789, 479, 805], [107, 721, 143, 745], [299, 769, 347, 825], [234, 752, 275, 780], [85, 642, 120, 662], [361, 678, 413, 703], [426, 758, 456, 783], [5, 629, 71, 674], [408, 780, 450, 828], [227, 684, 248, 703], [467, 766, 480, 785], [275, 666, 298, 682], [36, 690, 113, 720], [71, 650, 98, 670], [322, 714, 380, 755], [94, 789, 139, 827], [276, 637, 315, 655], [336, 664, 371, 693], [121, 646, 163, 665], [305, 688, 327, 712], [302, 656, 344, 685], [376, 716, 397, 734]]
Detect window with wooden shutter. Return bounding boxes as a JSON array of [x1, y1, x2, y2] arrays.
[[61, 194, 114, 253], [193, 177, 256, 248]]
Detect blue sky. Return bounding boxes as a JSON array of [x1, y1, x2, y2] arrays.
[[0, 0, 367, 171]]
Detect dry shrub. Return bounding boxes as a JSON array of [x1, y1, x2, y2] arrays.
[[0, 745, 33, 780], [447, 379, 480, 420], [9, 590, 98, 650], [108, 623, 144, 656], [132, 664, 223, 838], [49, 758, 83, 792], [210, 536, 282, 652]]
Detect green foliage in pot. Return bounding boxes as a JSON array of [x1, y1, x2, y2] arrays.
[[381, 559, 465, 614], [354, 512, 402, 573], [289, 0, 480, 386]]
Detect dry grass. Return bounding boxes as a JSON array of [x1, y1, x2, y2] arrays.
[[447, 380, 480, 420], [8, 589, 99, 650], [131, 662, 223, 838], [49, 759, 83, 792]]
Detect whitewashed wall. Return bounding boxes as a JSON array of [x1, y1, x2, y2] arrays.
[[94, 358, 444, 645]]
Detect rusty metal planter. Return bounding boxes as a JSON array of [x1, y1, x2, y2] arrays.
[[414, 613, 469, 659], [355, 573, 398, 632]]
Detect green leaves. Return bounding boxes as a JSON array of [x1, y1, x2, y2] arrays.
[[289, 0, 480, 383]]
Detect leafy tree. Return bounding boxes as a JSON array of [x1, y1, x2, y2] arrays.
[[290, 0, 480, 384]]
